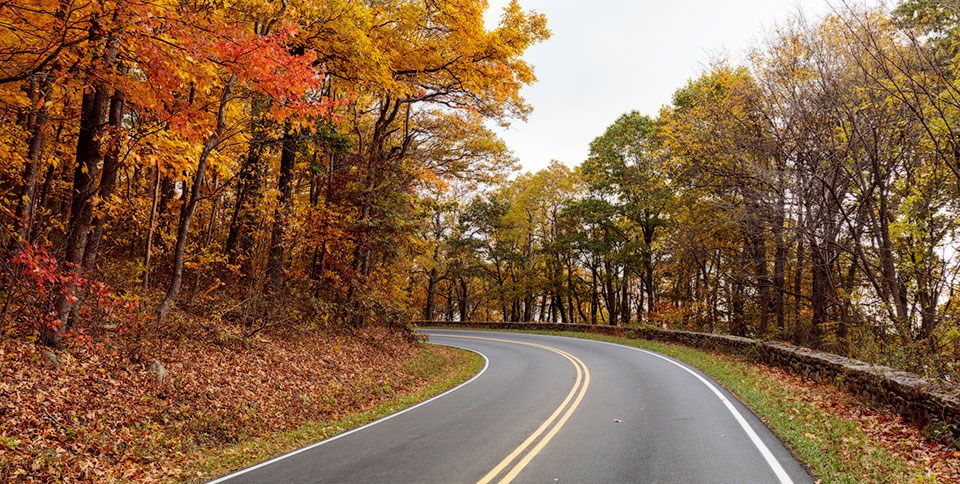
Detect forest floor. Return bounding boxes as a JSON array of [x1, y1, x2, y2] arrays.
[[0, 323, 480, 482]]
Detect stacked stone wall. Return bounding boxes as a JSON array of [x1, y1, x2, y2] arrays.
[[422, 321, 960, 436]]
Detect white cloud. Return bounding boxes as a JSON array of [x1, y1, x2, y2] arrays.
[[484, 0, 883, 173]]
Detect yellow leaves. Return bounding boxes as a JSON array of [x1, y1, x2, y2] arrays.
[[659, 64, 765, 184], [316, 0, 547, 122], [142, 130, 198, 180], [494, 0, 550, 54]]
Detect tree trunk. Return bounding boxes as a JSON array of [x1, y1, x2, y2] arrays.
[[48, 34, 119, 346], [730, 278, 746, 337], [590, 265, 599, 325], [266, 126, 298, 291], [749, 230, 772, 336], [424, 267, 438, 321], [12, 72, 54, 247], [809, 243, 829, 349], [83, 89, 125, 271], [642, 223, 656, 314], [620, 279, 630, 326], [523, 294, 534, 322], [142, 162, 161, 291], [773, 196, 786, 333], [793, 210, 805, 341], [556, 290, 567, 323], [225, 96, 270, 266], [156, 76, 235, 326], [458, 278, 469, 322], [34, 164, 56, 235]]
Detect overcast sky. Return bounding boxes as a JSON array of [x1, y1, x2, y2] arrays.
[[484, 0, 884, 174]]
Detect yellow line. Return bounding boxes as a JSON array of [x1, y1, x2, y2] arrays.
[[435, 335, 590, 484], [477, 347, 581, 484], [498, 351, 589, 483]]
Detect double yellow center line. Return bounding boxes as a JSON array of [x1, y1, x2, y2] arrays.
[[441, 335, 591, 484]]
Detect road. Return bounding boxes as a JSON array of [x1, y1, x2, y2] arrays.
[[210, 329, 813, 483]]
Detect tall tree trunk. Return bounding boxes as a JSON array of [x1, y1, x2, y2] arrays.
[[730, 278, 746, 337], [156, 76, 235, 326], [187, 174, 222, 306], [876, 186, 910, 344], [590, 265, 599, 325], [556, 289, 567, 323], [266, 127, 298, 291], [642, 223, 656, 314], [749, 230, 772, 336], [773, 195, 787, 333], [446, 285, 455, 321], [809, 242, 829, 349], [34, 163, 56, 234], [637, 272, 645, 323], [424, 267, 438, 321], [458, 278, 469, 322], [225, 96, 270, 266], [142, 162, 161, 291], [793, 209, 805, 341], [565, 257, 578, 324], [620, 280, 630, 326], [12, 72, 54, 247], [83, 89, 125, 271], [523, 294, 534, 322]]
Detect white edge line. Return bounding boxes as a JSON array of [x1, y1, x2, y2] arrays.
[[562, 336, 794, 484], [207, 340, 489, 483], [427, 330, 794, 484]]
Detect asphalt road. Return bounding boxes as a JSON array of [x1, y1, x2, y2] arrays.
[[210, 329, 813, 483]]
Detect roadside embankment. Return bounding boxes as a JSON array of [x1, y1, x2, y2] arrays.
[[0, 326, 481, 482]]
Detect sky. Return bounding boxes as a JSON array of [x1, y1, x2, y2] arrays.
[[484, 0, 884, 174]]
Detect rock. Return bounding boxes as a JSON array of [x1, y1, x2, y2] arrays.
[[149, 359, 168, 384], [41, 350, 63, 368]]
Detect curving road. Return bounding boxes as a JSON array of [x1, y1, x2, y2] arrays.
[[210, 329, 813, 483]]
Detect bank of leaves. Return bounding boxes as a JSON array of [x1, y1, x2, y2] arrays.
[[0, 325, 474, 482]]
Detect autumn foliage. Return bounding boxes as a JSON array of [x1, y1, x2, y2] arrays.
[[0, 0, 548, 337], [0, 0, 547, 479]]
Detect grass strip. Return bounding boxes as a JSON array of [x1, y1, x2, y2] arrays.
[[182, 344, 483, 483], [480, 329, 940, 483]]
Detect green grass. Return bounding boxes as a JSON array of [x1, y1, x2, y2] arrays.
[[182, 345, 483, 483], [477, 329, 939, 483]]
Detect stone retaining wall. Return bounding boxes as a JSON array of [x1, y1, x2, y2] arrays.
[[421, 321, 960, 437]]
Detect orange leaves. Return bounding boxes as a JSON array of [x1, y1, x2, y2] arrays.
[[119, 1, 330, 147]]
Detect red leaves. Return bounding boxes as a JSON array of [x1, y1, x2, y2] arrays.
[[7, 242, 147, 348], [121, 5, 332, 146], [12, 243, 74, 296]]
